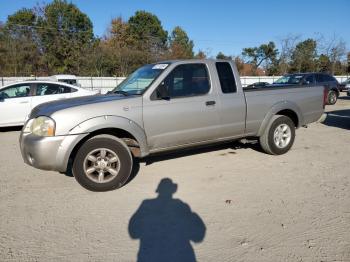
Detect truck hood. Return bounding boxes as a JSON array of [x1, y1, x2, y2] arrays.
[[30, 94, 131, 118]]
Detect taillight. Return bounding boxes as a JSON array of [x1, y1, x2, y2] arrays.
[[323, 87, 328, 108]]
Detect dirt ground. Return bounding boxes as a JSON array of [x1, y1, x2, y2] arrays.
[[0, 94, 349, 262]]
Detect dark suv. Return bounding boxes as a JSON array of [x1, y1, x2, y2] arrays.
[[274, 73, 340, 105]]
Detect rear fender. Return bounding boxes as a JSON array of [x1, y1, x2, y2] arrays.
[[257, 101, 303, 137]]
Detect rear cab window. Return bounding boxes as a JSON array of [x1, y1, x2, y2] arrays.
[[215, 62, 237, 93]]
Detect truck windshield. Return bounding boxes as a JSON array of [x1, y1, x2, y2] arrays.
[[111, 63, 169, 95], [274, 74, 304, 85]]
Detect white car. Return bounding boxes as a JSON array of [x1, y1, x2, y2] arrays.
[[0, 81, 99, 127]]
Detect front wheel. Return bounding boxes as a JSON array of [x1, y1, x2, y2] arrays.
[[259, 115, 296, 155], [72, 135, 133, 192]]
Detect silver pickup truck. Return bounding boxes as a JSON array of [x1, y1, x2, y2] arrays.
[[20, 60, 325, 191]]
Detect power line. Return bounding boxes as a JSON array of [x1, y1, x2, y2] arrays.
[[3, 23, 267, 45], [5, 23, 93, 34]]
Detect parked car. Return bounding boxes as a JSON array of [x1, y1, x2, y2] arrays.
[[339, 78, 350, 92], [0, 81, 99, 127], [274, 73, 340, 105], [246, 82, 270, 88], [20, 60, 325, 191]]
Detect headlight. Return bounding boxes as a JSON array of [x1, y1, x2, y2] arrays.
[[22, 119, 34, 133], [30, 116, 56, 137]]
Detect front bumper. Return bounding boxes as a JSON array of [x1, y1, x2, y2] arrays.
[[20, 131, 87, 172]]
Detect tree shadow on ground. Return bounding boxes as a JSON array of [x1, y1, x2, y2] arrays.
[[128, 178, 206, 262], [323, 109, 350, 130]]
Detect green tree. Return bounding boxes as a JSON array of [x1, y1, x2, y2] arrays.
[[128, 10, 168, 60], [216, 52, 232, 60], [242, 41, 278, 75], [290, 39, 317, 72], [317, 54, 331, 72], [103, 17, 148, 76], [168, 26, 193, 59], [194, 50, 207, 59], [2, 8, 41, 75], [37, 0, 94, 74]]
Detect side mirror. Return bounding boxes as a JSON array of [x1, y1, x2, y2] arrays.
[[156, 82, 170, 100], [0, 93, 4, 102]]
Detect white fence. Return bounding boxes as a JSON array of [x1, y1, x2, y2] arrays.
[[1, 75, 349, 94]]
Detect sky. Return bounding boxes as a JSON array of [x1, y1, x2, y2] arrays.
[[0, 0, 349, 57]]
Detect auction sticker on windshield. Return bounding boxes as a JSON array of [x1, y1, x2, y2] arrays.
[[152, 64, 168, 70]]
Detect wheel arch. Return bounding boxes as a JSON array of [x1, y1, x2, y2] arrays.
[[61, 116, 149, 173], [257, 101, 302, 137]]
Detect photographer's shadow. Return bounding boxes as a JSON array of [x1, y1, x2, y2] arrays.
[[128, 178, 206, 262]]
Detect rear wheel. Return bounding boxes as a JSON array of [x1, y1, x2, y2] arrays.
[[327, 90, 337, 105], [72, 135, 133, 192], [259, 115, 295, 155]]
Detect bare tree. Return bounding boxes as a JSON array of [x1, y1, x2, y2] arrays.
[[278, 34, 301, 74], [317, 33, 347, 74]]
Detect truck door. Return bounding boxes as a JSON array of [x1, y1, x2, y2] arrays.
[[143, 63, 221, 150], [215, 62, 246, 138]]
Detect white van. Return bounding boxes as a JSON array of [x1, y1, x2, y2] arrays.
[[50, 75, 80, 86]]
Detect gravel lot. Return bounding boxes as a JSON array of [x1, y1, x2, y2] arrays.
[[0, 94, 349, 262]]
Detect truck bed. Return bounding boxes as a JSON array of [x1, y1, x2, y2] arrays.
[[243, 85, 324, 135]]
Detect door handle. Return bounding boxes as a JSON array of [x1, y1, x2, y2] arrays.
[[19, 101, 29, 104], [205, 101, 216, 106]]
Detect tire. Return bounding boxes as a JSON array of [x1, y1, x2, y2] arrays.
[[259, 115, 295, 155], [327, 90, 337, 105], [72, 135, 133, 192]]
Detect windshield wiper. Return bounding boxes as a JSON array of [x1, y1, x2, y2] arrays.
[[113, 90, 129, 96]]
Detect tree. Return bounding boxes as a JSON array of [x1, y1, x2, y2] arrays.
[[194, 50, 207, 59], [2, 8, 41, 75], [168, 26, 193, 59], [290, 39, 317, 72], [278, 34, 300, 74], [102, 16, 149, 76], [317, 34, 347, 74], [37, 0, 94, 74], [242, 41, 278, 75], [216, 52, 232, 60], [128, 10, 168, 60], [318, 54, 331, 72], [233, 56, 245, 75]]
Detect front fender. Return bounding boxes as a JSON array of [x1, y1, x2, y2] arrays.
[[68, 115, 149, 157], [257, 101, 303, 137]]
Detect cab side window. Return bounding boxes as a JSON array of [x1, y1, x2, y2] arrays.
[[155, 64, 210, 99], [0, 84, 31, 98]]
